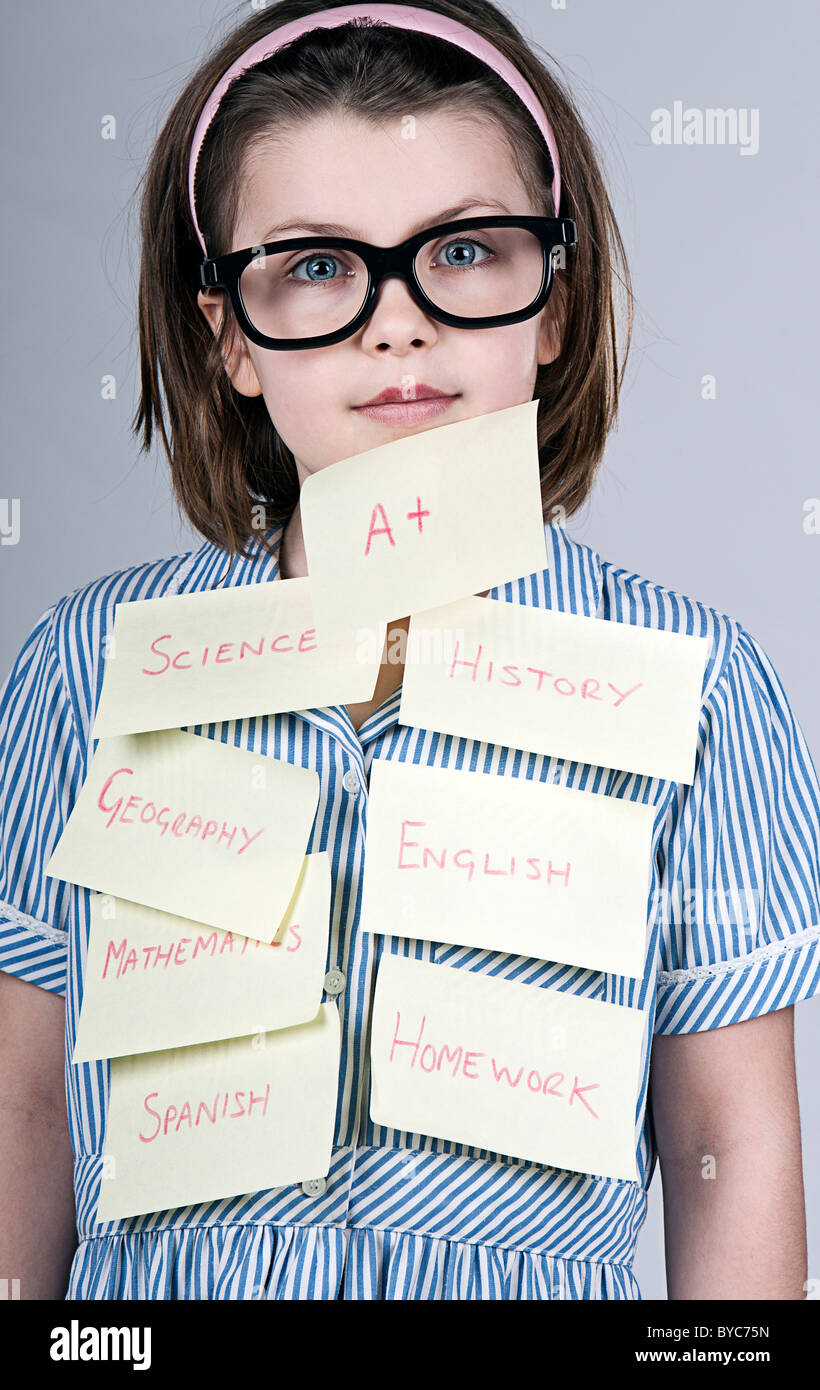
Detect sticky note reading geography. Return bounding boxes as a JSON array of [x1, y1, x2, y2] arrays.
[[359, 757, 655, 978], [400, 596, 711, 785], [72, 853, 331, 1062], [97, 1002, 340, 1222], [45, 728, 319, 942], [370, 954, 644, 1182], [300, 400, 547, 640], [92, 578, 385, 738]]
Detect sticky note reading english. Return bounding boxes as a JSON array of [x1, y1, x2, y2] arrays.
[[96, 1003, 340, 1222], [300, 400, 547, 639], [92, 577, 384, 739], [45, 729, 319, 942], [72, 853, 331, 1063], [400, 596, 710, 785], [370, 954, 644, 1182], [359, 757, 655, 978]]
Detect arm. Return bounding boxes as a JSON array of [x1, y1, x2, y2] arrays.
[[0, 970, 77, 1299], [649, 1005, 808, 1300]]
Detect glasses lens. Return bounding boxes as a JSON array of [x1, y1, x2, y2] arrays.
[[415, 224, 546, 318], [239, 245, 369, 341]]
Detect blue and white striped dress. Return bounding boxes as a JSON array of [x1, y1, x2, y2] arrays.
[[1, 519, 819, 1300]]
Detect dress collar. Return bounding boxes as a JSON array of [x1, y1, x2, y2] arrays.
[[174, 516, 604, 619]]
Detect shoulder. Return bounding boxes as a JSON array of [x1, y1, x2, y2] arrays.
[[596, 550, 753, 707], [18, 545, 201, 745]]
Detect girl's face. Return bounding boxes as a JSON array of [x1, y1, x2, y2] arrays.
[[198, 108, 564, 486]]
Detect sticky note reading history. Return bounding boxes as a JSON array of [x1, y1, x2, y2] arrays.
[[92, 577, 385, 738], [359, 757, 655, 979], [370, 954, 645, 1183], [45, 728, 319, 942], [400, 596, 711, 785], [72, 853, 332, 1062], [96, 1003, 340, 1222], [299, 400, 547, 639]]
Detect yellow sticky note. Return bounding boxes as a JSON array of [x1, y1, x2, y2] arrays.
[[72, 853, 331, 1063], [96, 1003, 340, 1222], [370, 954, 645, 1183], [401, 596, 711, 785], [91, 578, 384, 739], [359, 757, 655, 979], [300, 400, 547, 640], [45, 729, 319, 942]]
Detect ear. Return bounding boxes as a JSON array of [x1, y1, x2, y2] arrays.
[[537, 273, 568, 366], [197, 289, 264, 397]]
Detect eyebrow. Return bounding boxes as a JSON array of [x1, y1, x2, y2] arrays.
[[255, 199, 514, 245]]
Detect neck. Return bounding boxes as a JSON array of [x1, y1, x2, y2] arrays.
[[280, 502, 308, 581]]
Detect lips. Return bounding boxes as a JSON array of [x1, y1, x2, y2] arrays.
[[354, 384, 455, 407]]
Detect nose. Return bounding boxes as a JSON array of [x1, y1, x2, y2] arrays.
[[358, 271, 437, 351]]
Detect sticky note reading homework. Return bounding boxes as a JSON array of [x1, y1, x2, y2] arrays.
[[400, 595, 711, 784], [300, 400, 547, 640], [359, 757, 655, 978], [370, 954, 645, 1183], [91, 577, 384, 739], [72, 853, 331, 1063], [45, 728, 319, 942], [96, 1003, 340, 1222]]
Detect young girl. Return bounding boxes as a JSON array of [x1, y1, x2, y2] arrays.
[[1, 0, 818, 1302]]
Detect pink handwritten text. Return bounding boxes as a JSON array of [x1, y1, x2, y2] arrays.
[[96, 767, 265, 855], [447, 641, 644, 708], [389, 1009, 600, 1117], [397, 819, 571, 885], [139, 1084, 271, 1142], [101, 923, 302, 981]]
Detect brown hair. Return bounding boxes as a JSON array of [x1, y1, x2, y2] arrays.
[[132, 0, 633, 562]]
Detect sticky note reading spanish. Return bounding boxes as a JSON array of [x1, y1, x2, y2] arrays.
[[300, 400, 547, 640], [96, 1002, 340, 1222], [72, 853, 331, 1063], [91, 577, 384, 738], [359, 757, 655, 978], [45, 729, 319, 942], [400, 595, 711, 785], [370, 954, 644, 1183]]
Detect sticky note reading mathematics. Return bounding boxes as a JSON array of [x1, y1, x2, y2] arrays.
[[370, 954, 645, 1183], [400, 596, 711, 785], [45, 729, 319, 942], [359, 757, 655, 978], [300, 400, 547, 639], [72, 853, 332, 1062], [97, 1003, 340, 1222], [92, 577, 385, 739]]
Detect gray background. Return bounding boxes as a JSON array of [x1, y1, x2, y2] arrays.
[[1, 0, 817, 1299]]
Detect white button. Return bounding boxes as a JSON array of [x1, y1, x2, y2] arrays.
[[342, 769, 360, 793], [323, 967, 346, 996], [301, 1176, 327, 1197]]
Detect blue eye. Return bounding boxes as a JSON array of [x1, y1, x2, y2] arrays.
[[290, 253, 350, 282], [434, 238, 493, 268]]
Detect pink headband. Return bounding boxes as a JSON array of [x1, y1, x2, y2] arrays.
[[188, 2, 562, 257]]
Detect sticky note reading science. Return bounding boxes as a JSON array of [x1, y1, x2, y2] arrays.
[[97, 1003, 340, 1222], [72, 853, 331, 1062], [92, 577, 384, 739], [400, 596, 711, 785], [370, 954, 644, 1183], [300, 400, 547, 640], [45, 729, 319, 942], [360, 758, 655, 979]]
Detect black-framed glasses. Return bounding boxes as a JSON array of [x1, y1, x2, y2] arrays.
[[198, 215, 578, 350]]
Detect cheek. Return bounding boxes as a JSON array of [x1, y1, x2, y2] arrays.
[[254, 358, 325, 432], [459, 325, 541, 389]]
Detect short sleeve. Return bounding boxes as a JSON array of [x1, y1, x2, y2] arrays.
[[0, 604, 82, 997], [653, 623, 820, 1034]]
